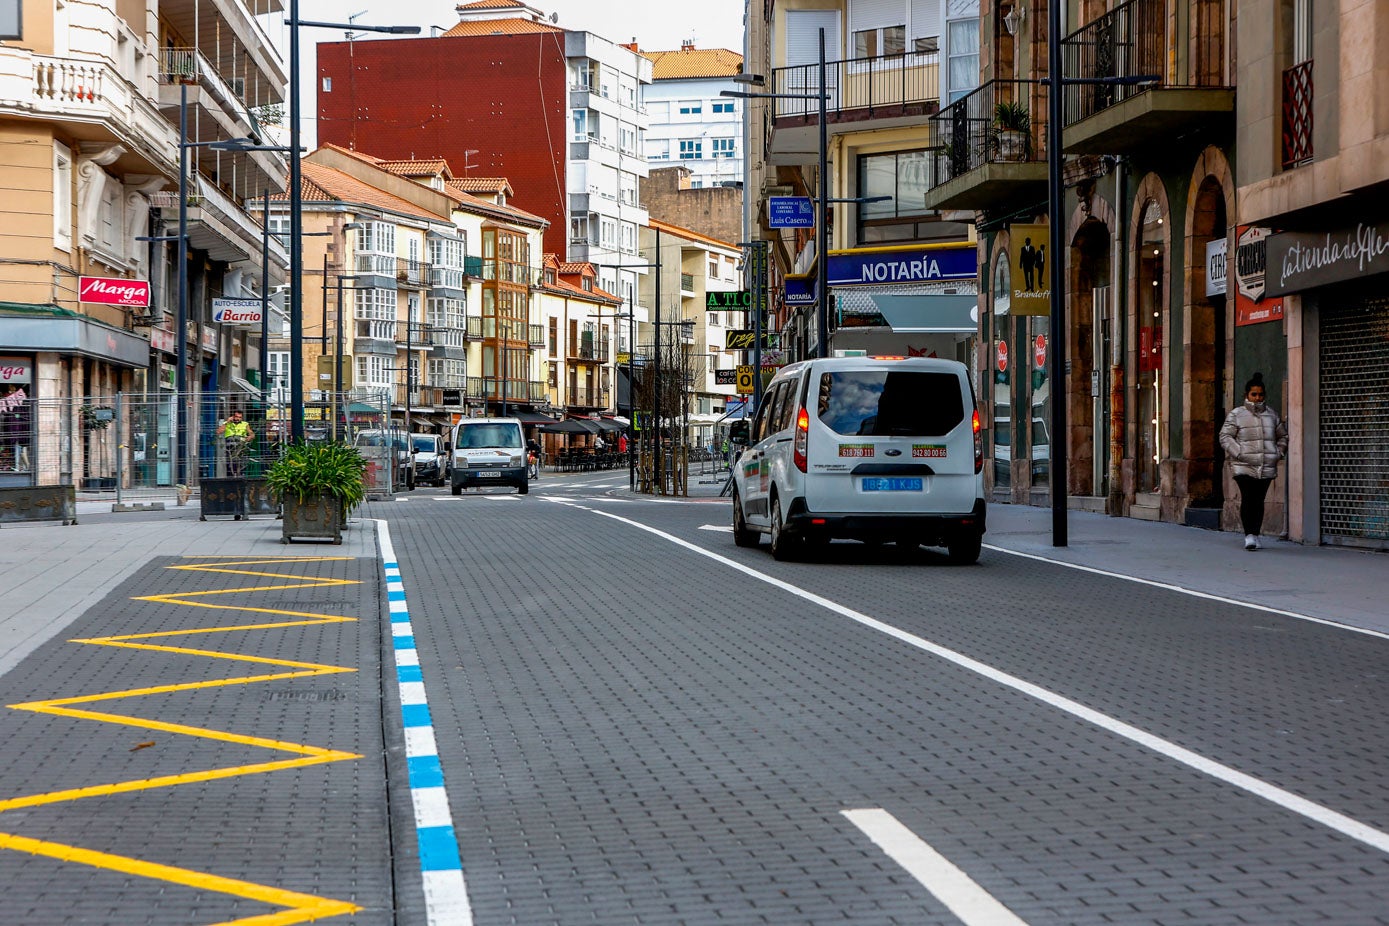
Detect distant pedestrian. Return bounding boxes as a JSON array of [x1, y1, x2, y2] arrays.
[[1219, 372, 1288, 550], [617, 432, 627, 454], [216, 410, 255, 476]]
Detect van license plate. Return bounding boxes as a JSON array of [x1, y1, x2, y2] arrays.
[[862, 477, 922, 492], [477, 471, 500, 478]]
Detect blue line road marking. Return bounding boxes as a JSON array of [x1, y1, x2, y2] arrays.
[[374, 521, 474, 926]]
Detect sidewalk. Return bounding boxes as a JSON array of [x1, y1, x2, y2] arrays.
[[0, 499, 379, 677]]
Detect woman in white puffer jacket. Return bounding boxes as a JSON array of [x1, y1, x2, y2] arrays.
[[1219, 372, 1289, 550]]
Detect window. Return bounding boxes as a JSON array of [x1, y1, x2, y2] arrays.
[[712, 138, 736, 159], [98, 180, 122, 256], [679, 139, 703, 160], [600, 218, 617, 248], [571, 108, 589, 141], [619, 124, 636, 154], [53, 142, 72, 250], [859, 149, 934, 221], [854, 25, 906, 57], [648, 138, 670, 161], [267, 352, 291, 398], [946, 18, 980, 102], [570, 215, 592, 244], [709, 256, 720, 277], [549, 318, 558, 356], [620, 222, 637, 254], [817, 370, 963, 436], [1, 0, 21, 40], [914, 36, 939, 53], [712, 101, 735, 114], [678, 100, 703, 115]]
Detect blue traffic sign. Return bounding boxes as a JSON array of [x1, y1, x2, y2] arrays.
[[767, 196, 815, 228]]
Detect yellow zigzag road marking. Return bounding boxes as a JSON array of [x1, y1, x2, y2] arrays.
[[2, 555, 367, 925]]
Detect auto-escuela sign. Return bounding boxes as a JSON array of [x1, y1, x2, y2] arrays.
[[212, 298, 265, 328], [1265, 219, 1389, 296], [79, 276, 150, 307], [1233, 226, 1283, 327], [783, 243, 977, 305]]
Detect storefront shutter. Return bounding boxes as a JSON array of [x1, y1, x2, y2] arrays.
[[851, 0, 905, 33], [1319, 294, 1389, 547], [910, 0, 941, 42]]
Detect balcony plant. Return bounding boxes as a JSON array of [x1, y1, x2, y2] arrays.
[[992, 100, 1032, 162], [266, 441, 367, 543]]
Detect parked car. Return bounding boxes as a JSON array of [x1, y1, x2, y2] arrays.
[[729, 356, 985, 563], [450, 417, 528, 494], [411, 433, 448, 487]]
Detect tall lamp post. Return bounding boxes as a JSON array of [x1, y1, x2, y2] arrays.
[[284, 9, 419, 441]]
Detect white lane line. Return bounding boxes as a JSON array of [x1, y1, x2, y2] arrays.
[[842, 809, 1028, 926], [699, 524, 732, 532], [983, 544, 1389, 642], [574, 504, 1389, 857]]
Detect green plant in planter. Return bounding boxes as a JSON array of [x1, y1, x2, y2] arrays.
[[992, 100, 1033, 161], [266, 441, 367, 512]]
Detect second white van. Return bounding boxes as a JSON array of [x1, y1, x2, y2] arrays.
[[451, 417, 528, 494], [729, 356, 985, 562]]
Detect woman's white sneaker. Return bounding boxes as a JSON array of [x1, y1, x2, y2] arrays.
[[1244, 534, 1257, 550]]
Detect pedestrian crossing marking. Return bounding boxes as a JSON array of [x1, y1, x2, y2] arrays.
[[2, 555, 365, 924]]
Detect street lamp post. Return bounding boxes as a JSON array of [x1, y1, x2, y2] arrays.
[[284, 9, 419, 442]]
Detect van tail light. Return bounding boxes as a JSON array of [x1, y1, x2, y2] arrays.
[[793, 407, 809, 472], [972, 409, 983, 474]]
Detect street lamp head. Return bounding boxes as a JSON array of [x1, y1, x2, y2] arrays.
[[731, 72, 765, 86]]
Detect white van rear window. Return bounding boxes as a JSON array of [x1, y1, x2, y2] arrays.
[[816, 370, 964, 436]]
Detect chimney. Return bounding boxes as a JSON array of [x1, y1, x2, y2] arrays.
[[681, 40, 695, 51]]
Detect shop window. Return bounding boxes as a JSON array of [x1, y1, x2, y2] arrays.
[[1136, 201, 1166, 494]]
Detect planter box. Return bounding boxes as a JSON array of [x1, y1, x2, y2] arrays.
[[243, 478, 279, 518], [281, 494, 343, 544], [0, 485, 77, 525], [200, 477, 245, 520]]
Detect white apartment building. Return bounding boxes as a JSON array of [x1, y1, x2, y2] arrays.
[[641, 43, 745, 191]]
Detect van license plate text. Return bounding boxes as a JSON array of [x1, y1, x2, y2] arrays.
[[862, 477, 922, 492], [477, 471, 500, 478]]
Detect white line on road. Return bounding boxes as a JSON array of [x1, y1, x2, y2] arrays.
[[699, 524, 732, 532], [842, 809, 1028, 926], [983, 544, 1389, 642], [564, 502, 1389, 857]]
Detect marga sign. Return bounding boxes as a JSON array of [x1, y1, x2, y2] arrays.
[[79, 276, 150, 307]]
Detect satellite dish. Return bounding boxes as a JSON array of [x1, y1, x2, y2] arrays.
[[550, 11, 559, 22]]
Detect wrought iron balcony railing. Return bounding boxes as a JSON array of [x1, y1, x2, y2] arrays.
[[929, 80, 1046, 186]]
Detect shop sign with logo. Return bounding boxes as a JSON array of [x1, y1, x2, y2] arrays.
[[782, 244, 977, 307], [1008, 224, 1051, 316], [149, 327, 176, 355], [1234, 225, 1284, 327], [202, 328, 219, 352], [1265, 220, 1389, 295], [706, 290, 752, 310], [726, 329, 779, 351], [79, 276, 150, 307], [1205, 237, 1228, 297], [212, 298, 264, 328]]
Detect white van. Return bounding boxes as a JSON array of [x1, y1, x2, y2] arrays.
[[411, 433, 448, 487], [451, 417, 528, 494], [729, 356, 985, 562]]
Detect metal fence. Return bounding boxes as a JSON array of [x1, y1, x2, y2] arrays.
[[0, 390, 392, 501]]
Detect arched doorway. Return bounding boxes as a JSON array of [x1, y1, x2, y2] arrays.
[[1068, 217, 1111, 498], [1184, 175, 1229, 513], [1126, 173, 1172, 516]]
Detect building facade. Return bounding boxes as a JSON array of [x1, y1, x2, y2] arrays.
[[0, 0, 287, 487], [641, 43, 745, 190], [743, 0, 976, 366], [314, 0, 652, 330]]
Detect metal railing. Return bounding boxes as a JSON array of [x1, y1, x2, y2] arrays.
[[1282, 60, 1314, 169], [2, 391, 391, 500], [929, 80, 1046, 185], [771, 50, 940, 120], [529, 323, 546, 347], [1062, 0, 1163, 124]]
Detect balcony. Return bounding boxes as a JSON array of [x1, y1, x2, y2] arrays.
[[465, 377, 544, 403], [565, 386, 608, 408], [568, 338, 611, 362], [2, 51, 178, 175], [925, 80, 1048, 212], [1282, 60, 1313, 170], [430, 265, 466, 293], [395, 257, 430, 289], [1061, 0, 1234, 156], [768, 51, 940, 163]]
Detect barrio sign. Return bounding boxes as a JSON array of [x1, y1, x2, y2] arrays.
[[79, 276, 150, 307], [212, 298, 264, 328]]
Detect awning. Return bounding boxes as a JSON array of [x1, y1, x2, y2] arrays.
[[230, 376, 260, 396], [593, 417, 625, 432], [853, 294, 979, 333], [513, 411, 560, 425], [541, 418, 600, 435]]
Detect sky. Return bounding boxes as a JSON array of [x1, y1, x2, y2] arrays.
[[281, 0, 747, 146]]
